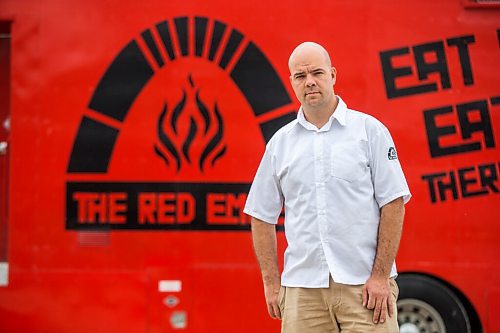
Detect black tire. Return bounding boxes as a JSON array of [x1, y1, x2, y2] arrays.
[[396, 274, 471, 333]]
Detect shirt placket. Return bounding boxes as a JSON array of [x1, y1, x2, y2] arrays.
[[314, 131, 329, 264]]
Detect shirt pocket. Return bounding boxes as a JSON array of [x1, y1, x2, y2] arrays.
[[331, 141, 369, 182]]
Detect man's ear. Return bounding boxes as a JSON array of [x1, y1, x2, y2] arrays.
[[331, 67, 337, 84]]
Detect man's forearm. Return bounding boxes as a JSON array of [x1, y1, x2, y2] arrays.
[[363, 197, 405, 323], [251, 217, 280, 285], [251, 217, 282, 319], [372, 197, 405, 278]]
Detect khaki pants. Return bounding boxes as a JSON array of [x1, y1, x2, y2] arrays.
[[279, 277, 399, 333]]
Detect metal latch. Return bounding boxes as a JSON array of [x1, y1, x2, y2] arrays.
[[0, 263, 8, 287], [0, 141, 7, 155]]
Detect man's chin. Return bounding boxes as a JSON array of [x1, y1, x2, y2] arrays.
[[305, 99, 322, 108]]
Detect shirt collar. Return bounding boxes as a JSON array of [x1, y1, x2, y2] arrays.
[[295, 96, 347, 132]]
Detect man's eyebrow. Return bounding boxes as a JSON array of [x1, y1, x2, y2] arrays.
[[292, 70, 305, 76], [292, 67, 325, 75]]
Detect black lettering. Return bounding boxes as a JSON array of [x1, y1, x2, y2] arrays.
[[457, 100, 495, 149], [424, 98, 496, 158], [458, 167, 488, 198], [437, 171, 459, 202], [446, 35, 475, 86], [478, 163, 499, 193], [423, 106, 473, 157], [422, 162, 499, 203], [423, 106, 453, 158], [380, 47, 437, 99], [413, 41, 450, 90], [421, 172, 459, 203], [421, 172, 446, 203]]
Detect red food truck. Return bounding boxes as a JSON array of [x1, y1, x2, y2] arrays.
[[0, 0, 499, 332]]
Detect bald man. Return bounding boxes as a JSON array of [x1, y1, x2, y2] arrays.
[[244, 42, 411, 332]]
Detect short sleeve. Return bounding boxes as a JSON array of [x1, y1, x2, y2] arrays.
[[368, 120, 411, 208], [244, 144, 284, 224]]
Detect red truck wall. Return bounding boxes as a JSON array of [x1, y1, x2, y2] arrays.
[[0, 0, 498, 332]]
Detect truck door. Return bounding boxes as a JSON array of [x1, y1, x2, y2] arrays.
[[0, 22, 10, 286]]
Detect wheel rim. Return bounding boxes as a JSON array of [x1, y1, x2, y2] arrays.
[[397, 298, 447, 333]]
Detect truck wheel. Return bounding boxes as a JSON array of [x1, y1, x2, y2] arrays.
[[396, 274, 471, 333]]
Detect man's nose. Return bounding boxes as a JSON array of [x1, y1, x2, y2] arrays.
[[305, 75, 316, 87]]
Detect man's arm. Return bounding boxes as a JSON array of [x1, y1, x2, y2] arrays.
[[362, 197, 405, 324], [251, 217, 281, 319]]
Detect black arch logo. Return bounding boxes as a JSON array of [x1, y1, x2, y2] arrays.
[[67, 16, 296, 173]]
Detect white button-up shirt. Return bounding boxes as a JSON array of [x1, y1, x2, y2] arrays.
[[244, 96, 411, 287]]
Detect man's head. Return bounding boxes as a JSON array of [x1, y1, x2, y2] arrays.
[[288, 42, 337, 112]]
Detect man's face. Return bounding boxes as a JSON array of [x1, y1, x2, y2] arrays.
[[289, 47, 336, 110]]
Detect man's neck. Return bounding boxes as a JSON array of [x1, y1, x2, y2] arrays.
[[303, 96, 339, 129]]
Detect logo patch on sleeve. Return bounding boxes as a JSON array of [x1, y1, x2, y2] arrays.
[[388, 147, 398, 160]]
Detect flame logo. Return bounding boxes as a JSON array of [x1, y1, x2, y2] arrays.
[[154, 75, 227, 172]]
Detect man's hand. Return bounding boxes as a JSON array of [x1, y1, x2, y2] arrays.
[[264, 281, 282, 319], [362, 275, 393, 324], [363, 197, 404, 324], [251, 217, 282, 320]]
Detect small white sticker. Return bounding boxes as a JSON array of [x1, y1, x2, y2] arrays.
[[158, 280, 182, 292], [0, 262, 9, 287]]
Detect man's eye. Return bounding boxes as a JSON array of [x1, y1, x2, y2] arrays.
[[295, 75, 304, 79]]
